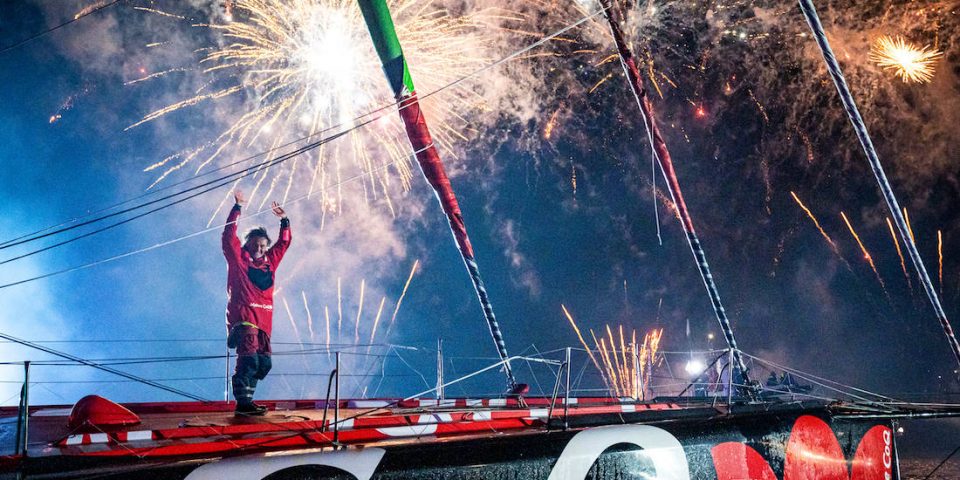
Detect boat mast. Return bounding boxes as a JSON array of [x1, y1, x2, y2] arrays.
[[596, 0, 753, 385], [357, 0, 518, 390]]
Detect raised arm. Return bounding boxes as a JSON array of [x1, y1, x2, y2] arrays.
[[267, 201, 291, 266], [222, 190, 244, 265]]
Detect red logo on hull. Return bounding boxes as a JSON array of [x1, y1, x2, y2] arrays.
[[712, 415, 892, 480]]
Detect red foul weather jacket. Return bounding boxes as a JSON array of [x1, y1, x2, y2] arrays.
[[222, 204, 291, 337]]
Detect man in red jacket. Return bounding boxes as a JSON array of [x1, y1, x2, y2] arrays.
[[222, 190, 292, 415]]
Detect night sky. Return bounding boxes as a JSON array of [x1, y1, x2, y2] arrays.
[[0, 0, 958, 458]]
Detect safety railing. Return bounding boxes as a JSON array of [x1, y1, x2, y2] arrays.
[[0, 341, 939, 456]]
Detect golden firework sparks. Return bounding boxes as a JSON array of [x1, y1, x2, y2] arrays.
[[597, 336, 621, 397], [840, 211, 886, 290], [604, 325, 624, 395], [869, 35, 942, 84], [791, 191, 839, 254], [561, 304, 604, 380], [133, 0, 501, 213], [747, 89, 768, 124], [938, 229, 943, 295], [903, 207, 916, 243], [630, 328, 638, 397], [543, 106, 562, 139], [590, 328, 617, 396], [886, 217, 912, 290], [588, 72, 615, 94], [571, 162, 577, 199]]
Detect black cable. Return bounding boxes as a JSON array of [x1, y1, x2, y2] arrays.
[[923, 444, 960, 479], [0, 0, 123, 55]]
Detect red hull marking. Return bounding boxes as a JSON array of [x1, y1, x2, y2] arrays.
[[712, 416, 892, 480]]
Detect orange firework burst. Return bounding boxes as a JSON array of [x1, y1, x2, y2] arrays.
[[840, 211, 885, 290], [869, 35, 942, 84], [132, 0, 505, 219]]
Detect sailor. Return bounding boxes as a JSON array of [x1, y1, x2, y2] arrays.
[[222, 190, 292, 416]]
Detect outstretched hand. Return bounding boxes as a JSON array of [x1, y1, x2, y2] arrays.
[[234, 190, 245, 206], [271, 201, 287, 219]]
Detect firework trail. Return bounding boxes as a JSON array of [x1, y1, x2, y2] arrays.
[[48, 85, 92, 125], [282, 297, 311, 372], [869, 35, 943, 84], [560, 304, 605, 381], [747, 89, 769, 124], [369, 296, 386, 344], [887, 217, 912, 291], [355, 279, 365, 345], [324, 305, 331, 353], [790, 191, 840, 254], [74, 1, 110, 19], [544, 106, 562, 139], [619, 325, 629, 395], [939, 230, 943, 296], [903, 208, 916, 243], [840, 211, 886, 291], [637, 329, 659, 397], [597, 336, 620, 397], [630, 328, 638, 397], [571, 162, 578, 200], [301, 290, 315, 342], [590, 328, 616, 395], [796, 128, 815, 165], [384, 259, 419, 338], [604, 325, 624, 395], [654, 187, 680, 221], [337, 276, 343, 336]]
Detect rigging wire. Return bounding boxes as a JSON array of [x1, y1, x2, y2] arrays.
[[0, 331, 206, 402], [0, 1, 124, 55]]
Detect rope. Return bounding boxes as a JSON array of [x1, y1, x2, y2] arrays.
[[797, 0, 960, 374]]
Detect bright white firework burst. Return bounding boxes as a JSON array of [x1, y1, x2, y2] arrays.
[[868, 35, 943, 84], [130, 0, 501, 219]]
